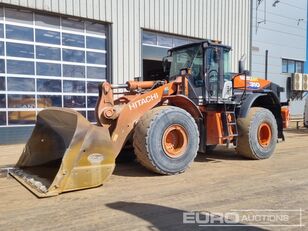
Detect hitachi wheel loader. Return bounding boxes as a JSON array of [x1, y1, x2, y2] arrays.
[[10, 40, 288, 197]]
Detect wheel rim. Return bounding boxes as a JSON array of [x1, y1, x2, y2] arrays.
[[258, 122, 272, 147], [162, 124, 188, 158]]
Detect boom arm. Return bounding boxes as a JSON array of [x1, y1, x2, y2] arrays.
[[95, 80, 178, 156]]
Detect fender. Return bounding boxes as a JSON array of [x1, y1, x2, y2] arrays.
[[162, 95, 203, 119], [238, 92, 284, 139], [238, 93, 267, 118], [239, 92, 281, 118]]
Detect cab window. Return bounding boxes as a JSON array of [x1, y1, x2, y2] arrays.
[[190, 47, 203, 86]]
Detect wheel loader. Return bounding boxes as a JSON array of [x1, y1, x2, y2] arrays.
[[9, 40, 288, 197]]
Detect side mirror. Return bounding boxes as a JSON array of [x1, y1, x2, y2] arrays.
[[238, 60, 245, 74], [162, 56, 169, 73], [238, 54, 250, 75]]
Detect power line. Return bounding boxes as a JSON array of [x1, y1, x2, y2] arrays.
[[253, 53, 305, 62], [253, 40, 305, 51], [252, 17, 306, 31], [253, 8, 306, 22], [252, 53, 282, 59], [253, 25, 305, 38], [279, 1, 306, 11], [252, 62, 281, 68], [251, 70, 283, 75]]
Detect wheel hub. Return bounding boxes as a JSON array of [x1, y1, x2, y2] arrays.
[[162, 124, 188, 158], [258, 122, 272, 148]]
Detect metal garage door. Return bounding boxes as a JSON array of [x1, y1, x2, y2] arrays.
[[0, 6, 108, 128]]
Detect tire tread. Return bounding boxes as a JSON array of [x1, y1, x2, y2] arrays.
[[133, 106, 199, 175], [236, 107, 276, 159]]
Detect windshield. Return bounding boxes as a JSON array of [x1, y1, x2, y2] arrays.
[[169, 45, 201, 77]]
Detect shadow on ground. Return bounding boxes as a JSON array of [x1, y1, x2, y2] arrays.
[[106, 201, 267, 231], [113, 161, 158, 177], [113, 146, 246, 177], [284, 128, 308, 135], [195, 147, 244, 162]]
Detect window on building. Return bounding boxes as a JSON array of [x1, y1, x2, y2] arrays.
[[0, 6, 108, 126], [282, 58, 304, 73], [296, 62, 304, 73]]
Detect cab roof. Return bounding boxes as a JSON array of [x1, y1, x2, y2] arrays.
[[169, 39, 232, 53]]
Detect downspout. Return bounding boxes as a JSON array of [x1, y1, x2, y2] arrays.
[[249, 0, 253, 72]]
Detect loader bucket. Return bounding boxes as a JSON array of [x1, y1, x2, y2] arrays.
[[10, 107, 116, 197]]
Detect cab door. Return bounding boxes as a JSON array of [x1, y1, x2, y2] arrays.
[[186, 46, 205, 105], [204, 46, 225, 102]]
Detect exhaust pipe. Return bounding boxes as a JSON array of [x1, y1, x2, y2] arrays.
[[10, 108, 116, 197]]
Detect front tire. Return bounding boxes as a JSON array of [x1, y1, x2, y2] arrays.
[[236, 107, 278, 159], [133, 106, 199, 174]]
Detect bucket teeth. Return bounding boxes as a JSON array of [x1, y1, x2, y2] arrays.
[[15, 169, 23, 176], [12, 168, 48, 194]]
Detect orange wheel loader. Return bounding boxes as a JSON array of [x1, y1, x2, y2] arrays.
[[9, 40, 288, 197]]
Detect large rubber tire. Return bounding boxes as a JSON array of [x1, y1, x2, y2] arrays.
[[236, 107, 278, 160], [133, 106, 199, 175]]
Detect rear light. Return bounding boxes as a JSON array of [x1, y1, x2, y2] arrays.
[[281, 106, 290, 129]]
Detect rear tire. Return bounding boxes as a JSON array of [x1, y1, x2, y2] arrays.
[[236, 107, 277, 160], [133, 106, 199, 174]]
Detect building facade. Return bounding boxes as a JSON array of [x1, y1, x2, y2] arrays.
[[251, 0, 307, 116], [0, 0, 251, 144]]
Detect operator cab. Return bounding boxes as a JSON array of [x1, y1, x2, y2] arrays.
[[166, 40, 233, 104]]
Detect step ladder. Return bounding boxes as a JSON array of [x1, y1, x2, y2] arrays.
[[221, 109, 238, 147]]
